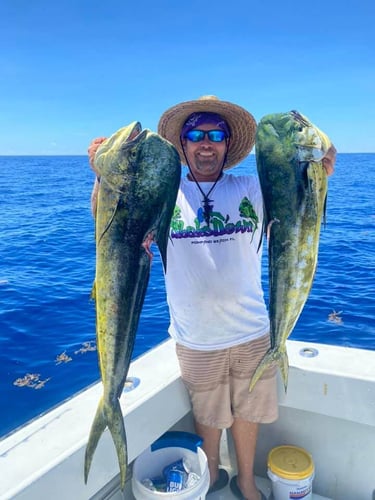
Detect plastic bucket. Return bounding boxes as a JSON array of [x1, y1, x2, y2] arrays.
[[132, 431, 210, 499], [267, 445, 315, 500]]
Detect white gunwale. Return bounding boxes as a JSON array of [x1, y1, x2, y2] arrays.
[[1, 339, 374, 500]]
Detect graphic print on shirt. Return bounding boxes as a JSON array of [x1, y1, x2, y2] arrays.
[[170, 196, 259, 240]]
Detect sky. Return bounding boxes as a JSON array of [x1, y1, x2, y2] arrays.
[[0, 0, 374, 155]]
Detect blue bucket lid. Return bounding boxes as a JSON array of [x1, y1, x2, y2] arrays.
[[151, 431, 203, 453]]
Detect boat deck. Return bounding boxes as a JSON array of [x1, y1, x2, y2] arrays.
[[204, 473, 331, 500], [121, 469, 332, 499], [1, 339, 374, 500]]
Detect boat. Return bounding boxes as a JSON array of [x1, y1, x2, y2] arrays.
[[1, 337, 374, 499]]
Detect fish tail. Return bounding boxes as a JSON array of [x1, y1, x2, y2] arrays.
[[107, 399, 128, 489], [84, 398, 106, 484], [279, 349, 289, 393], [84, 397, 128, 489], [249, 347, 289, 393]]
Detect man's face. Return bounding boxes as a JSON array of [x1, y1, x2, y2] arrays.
[[182, 123, 228, 181]]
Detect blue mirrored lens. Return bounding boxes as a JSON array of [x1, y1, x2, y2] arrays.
[[208, 130, 226, 142], [186, 130, 205, 142], [185, 130, 226, 142]]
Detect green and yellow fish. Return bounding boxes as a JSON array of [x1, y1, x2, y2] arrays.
[[250, 111, 332, 392], [84, 122, 180, 488]]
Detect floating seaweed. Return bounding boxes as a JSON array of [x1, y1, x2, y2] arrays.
[[328, 310, 343, 324], [55, 351, 73, 365], [13, 373, 51, 389], [12, 342, 97, 390], [34, 378, 51, 389], [74, 341, 97, 355]]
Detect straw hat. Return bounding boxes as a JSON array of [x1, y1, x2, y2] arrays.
[[157, 95, 256, 169]]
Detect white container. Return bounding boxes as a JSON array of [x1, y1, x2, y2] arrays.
[[132, 431, 210, 499], [267, 445, 315, 500]]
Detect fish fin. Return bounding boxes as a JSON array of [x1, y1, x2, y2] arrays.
[[279, 349, 289, 393], [158, 235, 168, 272], [256, 217, 265, 253], [106, 399, 128, 490], [249, 347, 289, 393], [84, 397, 107, 484], [84, 397, 128, 490], [156, 172, 180, 272], [155, 205, 173, 272], [90, 281, 96, 301], [323, 194, 327, 228], [97, 196, 122, 245]]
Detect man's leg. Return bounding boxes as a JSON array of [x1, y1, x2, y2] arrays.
[[176, 344, 231, 486], [231, 418, 261, 500], [228, 336, 278, 499], [194, 420, 223, 487]]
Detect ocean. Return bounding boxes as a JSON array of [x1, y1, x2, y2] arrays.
[[0, 154, 374, 439]]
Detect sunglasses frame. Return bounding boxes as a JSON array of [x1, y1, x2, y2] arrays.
[[184, 129, 228, 143]]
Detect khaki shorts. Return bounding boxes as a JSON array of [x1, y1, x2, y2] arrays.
[[176, 335, 278, 428]]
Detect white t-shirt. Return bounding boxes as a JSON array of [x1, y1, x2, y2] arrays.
[[165, 173, 269, 350]]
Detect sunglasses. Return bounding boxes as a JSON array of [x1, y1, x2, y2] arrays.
[[184, 129, 228, 143]]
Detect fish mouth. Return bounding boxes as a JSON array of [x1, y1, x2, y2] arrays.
[[128, 122, 143, 141], [123, 121, 144, 144], [97, 122, 144, 158], [120, 124, 149, 150]]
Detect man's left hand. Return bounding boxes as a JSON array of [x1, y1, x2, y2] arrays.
[[322, 145, 337, 176]]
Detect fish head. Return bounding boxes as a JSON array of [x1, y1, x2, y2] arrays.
[[123, 129, 181, 233], [94, 121, 147, 190], [94, 123, 181, 198], [256, 111, 332, 164], [289, 111, 332, 162], [132, 130, 181, 187]]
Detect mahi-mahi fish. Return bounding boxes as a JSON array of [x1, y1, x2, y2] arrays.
[[84, 122, 181, 488], [249, 111, 332, 392]]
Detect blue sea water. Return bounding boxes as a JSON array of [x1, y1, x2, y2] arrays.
[[0, 154, 374, 439]]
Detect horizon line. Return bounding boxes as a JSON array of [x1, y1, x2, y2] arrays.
[[0, 152, 374, 157]]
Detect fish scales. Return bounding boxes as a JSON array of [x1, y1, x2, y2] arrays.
[[84, 122, 181, 488], [249, 111, 331, 392]]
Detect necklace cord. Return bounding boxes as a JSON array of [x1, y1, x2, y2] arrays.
[[180, 138, 229, 226]]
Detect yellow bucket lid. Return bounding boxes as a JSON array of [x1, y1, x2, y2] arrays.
[[268, 445, 314, 480]]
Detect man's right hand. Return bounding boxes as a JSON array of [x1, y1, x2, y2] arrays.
[[88, 137, 107, 174]]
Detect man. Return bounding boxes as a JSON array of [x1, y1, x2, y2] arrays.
[[88, 96, 336, 500]]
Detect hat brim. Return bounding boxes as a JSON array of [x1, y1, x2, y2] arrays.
[[157, 96, 257, 169]]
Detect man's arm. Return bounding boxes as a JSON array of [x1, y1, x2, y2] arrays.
[[90, 178, 100, 217]]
